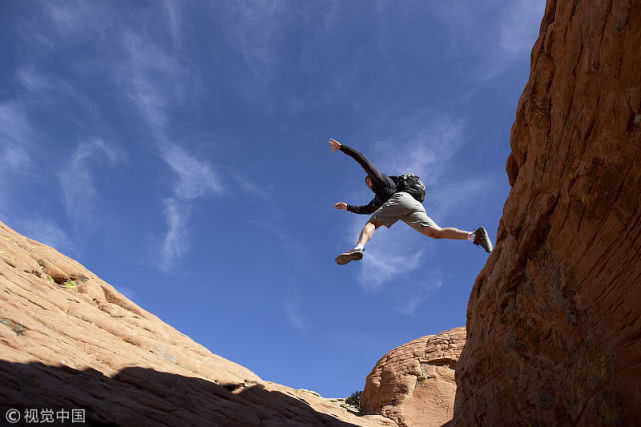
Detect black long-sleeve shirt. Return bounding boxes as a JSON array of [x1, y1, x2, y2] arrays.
[[339, 144, 397, 215]]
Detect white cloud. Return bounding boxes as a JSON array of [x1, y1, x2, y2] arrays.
[[116, 26, 225, 270], [476, 0, 544, 80], [393, 278, 443, 316], [118, 31, 221, 271], [430, 0, 545, 81], [229, 171, 272, 200], [0, 104, 33, 216], [499, 0, 545, 56], [59, 139, 124, 227], [16, 68, 55, 93], [39, 2, 184, 135], [16, 67, 98, 116], [426, 177, 491, 224], [45, 1, 91, 37], [394, 296, 426, 317], [162, 0, 183, 48], [162, 144, 223, 200], [43, 1, 114, 43], [0, 106, 73, 254], [2, 147, 30, 171], [222, 2, 289, 75], [65, 5, 259, 273], [0, 103, 33, 171], [16, 2, 209, 272], [284, 298, 305, 331], [359, 246, 424, 293], [226, 0, 340, 75], [154, 143, 223, 271], [160, 198, 191, 271], [121, 31, 186, 137], [378, 114, 466, 184]]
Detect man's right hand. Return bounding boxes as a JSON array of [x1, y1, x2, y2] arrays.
[[335, 202, 348, 210], [328, 138, 342, 152]]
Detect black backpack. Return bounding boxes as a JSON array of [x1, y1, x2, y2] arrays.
[[391, 173, 426, 203]]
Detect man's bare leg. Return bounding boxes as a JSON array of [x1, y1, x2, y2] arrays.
[[421, 225, 471, 240], [355, 220, 381, 250], [336, 220, 382, 265], [421, 224, 493, 252]]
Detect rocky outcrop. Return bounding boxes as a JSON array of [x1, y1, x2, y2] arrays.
[[453, 0, 641, 425], [0, 221, 396, 426], [362, 327, 465, 427]]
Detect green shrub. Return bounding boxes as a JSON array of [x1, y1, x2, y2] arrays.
[[345, 391, 361, 409]]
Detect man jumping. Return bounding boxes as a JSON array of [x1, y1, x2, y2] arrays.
[[329, 138, 493, 265]]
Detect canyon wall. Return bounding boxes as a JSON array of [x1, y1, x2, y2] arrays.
[[453, 0, 641, 425]]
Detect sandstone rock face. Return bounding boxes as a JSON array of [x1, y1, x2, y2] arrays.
[[0, 221, 396, 426], [362, 327, 465, 427], [453, 0, 641, 425]]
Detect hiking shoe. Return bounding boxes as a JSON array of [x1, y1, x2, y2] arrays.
[[336, 248, 364, 265], [473, 226, 493, 253]]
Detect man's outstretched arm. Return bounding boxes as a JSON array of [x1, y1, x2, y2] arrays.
[[335, 199, 380, 215], [328, 138, 392, 189]]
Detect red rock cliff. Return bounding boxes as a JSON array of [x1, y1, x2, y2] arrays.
[[453, 0, 641, 425]]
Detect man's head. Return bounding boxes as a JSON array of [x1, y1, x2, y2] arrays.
[[365, 175, 373, 189]]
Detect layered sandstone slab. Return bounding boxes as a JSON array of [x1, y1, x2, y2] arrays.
[[453, 0, 641, 425], [0, 221, 395, 426], [362, 327, 465, 427]]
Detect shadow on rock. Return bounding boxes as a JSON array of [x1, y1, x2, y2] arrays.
[[0, 360, 360, 426]]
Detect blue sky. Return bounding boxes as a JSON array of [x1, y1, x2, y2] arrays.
[[1, 1, 544, 397]]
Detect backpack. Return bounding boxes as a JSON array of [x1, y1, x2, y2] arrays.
[[391, 173, 426, 203]]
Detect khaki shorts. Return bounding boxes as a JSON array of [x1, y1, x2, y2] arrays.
[[370, 192, 437, 232]]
